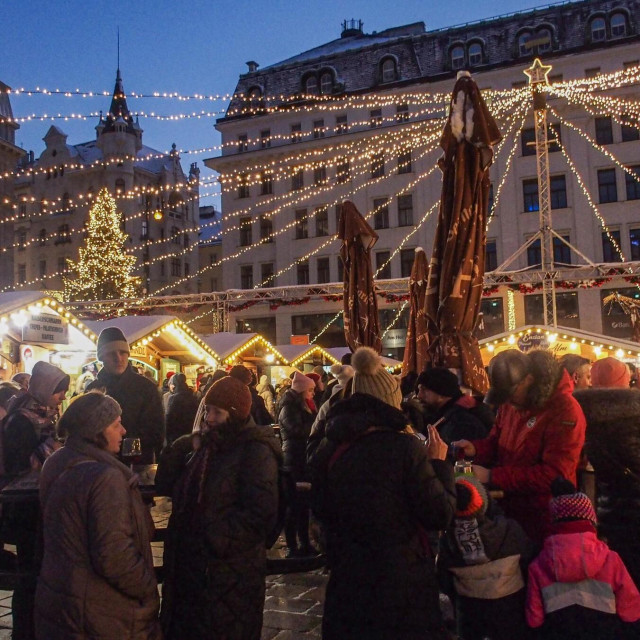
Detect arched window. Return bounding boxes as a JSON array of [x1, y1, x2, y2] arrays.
[[468, 42, 482, 66], [611, 13, 627, 38], [115, 179, 125, 195], [320, 72, 333, 95], [381, 58, 398, 83], [518, 32, 533, 56], [305, 75, 318, 95], [537, 28, 552, 52], [591, 16, 606, 41], [451, 46, 465, 70]]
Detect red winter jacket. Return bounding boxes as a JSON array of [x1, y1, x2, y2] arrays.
[[526, 525, 640, 629], [473, 370, 585, 542]]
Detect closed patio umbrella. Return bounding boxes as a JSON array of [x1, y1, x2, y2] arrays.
[[338, 200, 381, 353], [401, 247, 429, 377], [424, 71, 501, 394]]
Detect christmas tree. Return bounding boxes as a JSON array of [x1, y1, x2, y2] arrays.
[[64, 187, 141, 301]]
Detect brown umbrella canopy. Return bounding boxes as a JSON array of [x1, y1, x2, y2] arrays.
[[424, 72, 501, 394], [338, 200, 381, 353], [401, 247, 429, 377]]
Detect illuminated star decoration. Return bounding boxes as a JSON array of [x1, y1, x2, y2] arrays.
[[524, 58, 553, 86]]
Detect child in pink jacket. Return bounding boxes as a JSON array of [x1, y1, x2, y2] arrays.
[[526, 477, 640, 639]]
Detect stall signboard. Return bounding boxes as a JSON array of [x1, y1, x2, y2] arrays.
[[22, 312, 68, 345], [290, 335, 309, 345], [517, 333, 548, 351]]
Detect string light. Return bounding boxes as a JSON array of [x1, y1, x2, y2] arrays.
[[507, 289, 516, 330], [381, 301, 409, 339]]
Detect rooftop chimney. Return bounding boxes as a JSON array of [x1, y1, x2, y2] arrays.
[[341, 19, 363, 38], [246, 60, 259, 73]]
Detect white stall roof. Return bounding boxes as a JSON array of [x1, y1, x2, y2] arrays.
[[199, 332, 257, 360]]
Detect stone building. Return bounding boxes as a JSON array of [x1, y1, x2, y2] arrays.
[[208, 0, 640, 350], [10, 69, 200, 296]]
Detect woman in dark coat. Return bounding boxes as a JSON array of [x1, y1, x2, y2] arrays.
[[35, 391, 161, 640], [160, 376, 281, 640], [309, 347, 456, 640], [278, 371, 317, 556], [574, 387, 640, 588], [165, 372, 199, 444]]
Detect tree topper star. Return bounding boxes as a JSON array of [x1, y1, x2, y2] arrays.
[[524, 58, 553, 85]]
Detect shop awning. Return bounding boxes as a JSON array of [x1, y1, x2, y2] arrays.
[[479, 325, 640, 365], [275, 344, 341, 369], [86, 316, 220, 367], [199, 332, 286, 366]]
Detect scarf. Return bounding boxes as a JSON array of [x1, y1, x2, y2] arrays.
[[453, 517, 489, 565]]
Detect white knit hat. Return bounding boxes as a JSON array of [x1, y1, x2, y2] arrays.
[[351, 347, 402, 410]]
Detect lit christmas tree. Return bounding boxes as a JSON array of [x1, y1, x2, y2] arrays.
[[64, 187, 141, 301]]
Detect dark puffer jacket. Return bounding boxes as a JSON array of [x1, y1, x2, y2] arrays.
[[165, 386, 199, 444], [35, 437, 161, 640], [97, 364, 164, 463], [160, 418, 280, 640], [574, 387, 640, 588], [309, 393, 456, 640], [278, 388, 315, 479]]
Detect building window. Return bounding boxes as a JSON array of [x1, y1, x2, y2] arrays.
[[521, 125, 561, 156], [295, 209, 308, 239], [39, 260, 46, 278], [297, 261, 310, 285], [18, 202, 27, 218], [610, 13, 627, 38], [240, 265, 253, 289], [115, 178, 125, 195], [585, 67, 601, 78], [210, 278, 218, 291], [170, 258, 181, 277], [397, 150, 412, 174], [523, 179, 539, 212], [38, 228, 47, 246], [261, 262, 274, 287], [486, 240, 498, 271], [62, 192, 72, 212], [56, 224, 71, 244], [17, 264, 26, 284], [400, 249, 414, 278], [381, 58, 398, 83], [626, 165, 640, 200], [369, 109, 383, 128], [468, 42, 482, 66], [260, 129, 271, 149], [184, 262, 190, 277], [259, 214, 273, 242], [320, 72, 333, 95], [398, 194, 413, 226], [598, 168, 617, 203], [313, 119, 325, 139], [160, 260, 165, 277], [239, 216, 252, 246], [595, 116, 613, 144], [305, 76, 318, 95], [527, 238, 570, 267], [602, 229, 622, 262], [260, 171, 273, 195], [315, 206, 329, 237], [451, 45, 465, 69], [141, 219, 149, 239], [591, 17, 606, 42], [171, 226, 181, 245], [335, 115, 348, 134], [291, 167, 304, 191], [317, 257, 330, 284], [518, 32, 532, 56], [537, 28, 552, 52], [290, 123, 302, 143], [370, 152, 385, 179], [396, 104, 409, 123], [550, 175, 567, 209], [336, 158, 350, 184], [237, 134, 248, 153], [314, 165, 327, 185], [375, 251, 391, 279], [630, 228, 640, 260], [621, 113, 639, 142], [373, 198, 389, 230], [57, 256, 66, 274], [17, 229, 26, 250], [238, 173, 250, 199]]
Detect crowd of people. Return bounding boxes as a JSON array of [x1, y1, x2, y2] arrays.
[[0, 332, 640, 639]]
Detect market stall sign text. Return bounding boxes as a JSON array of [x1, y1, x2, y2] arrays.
[[22, 313, 69, 345]]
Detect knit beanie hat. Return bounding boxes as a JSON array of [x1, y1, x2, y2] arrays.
[[291, 371, 315, 393], [330, 363, 355, 387], [306, 372, 320, 386], [590, 357, 630, 389], [229, 364, 253, 386], [455, 474, 488, 519], [549, 477, 597, 527], [351, 347, 402, 410], [97, 327, 130, 361], [59, 391, 121, 439], [204, 376, 252, 422], [416, 367, 462, 399]]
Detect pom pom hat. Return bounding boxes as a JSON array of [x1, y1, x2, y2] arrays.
[[351, 347, 402, 410], [455, 474, 488, 518], [330, 363, 355, 387], [228, 364, 253, 386], [59, 391, 121, 439], [549, 477, 597, 527], [291, 371, 315, 393]]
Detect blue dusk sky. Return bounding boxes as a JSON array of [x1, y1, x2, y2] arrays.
[[2, 0, 558, 205]]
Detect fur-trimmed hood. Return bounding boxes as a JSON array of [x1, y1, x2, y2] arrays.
[[523, 349, 565, 410]]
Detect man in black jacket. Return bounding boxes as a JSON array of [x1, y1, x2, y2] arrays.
[[95, 327, 164, 463]]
